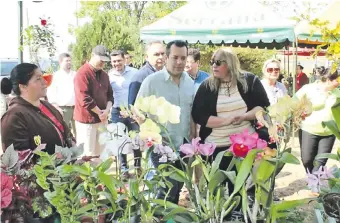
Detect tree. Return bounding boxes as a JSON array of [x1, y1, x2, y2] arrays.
[[70, 1, 186, 69]]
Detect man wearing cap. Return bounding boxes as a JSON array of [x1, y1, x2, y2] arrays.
[[74, 45, 114, 158]]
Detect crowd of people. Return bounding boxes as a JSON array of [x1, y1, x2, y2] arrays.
[[1, 39, 339, 205]]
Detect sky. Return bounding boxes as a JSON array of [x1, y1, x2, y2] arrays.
[[0, 0, 79, 59]]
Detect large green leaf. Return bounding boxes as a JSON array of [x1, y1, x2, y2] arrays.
[[255, 160, 275, 182], [209, 150, 227, 179], [163, 207, 198, 221], [208, 170, 227, 192], [322, 120, 340, 140], [271, 199, 311, 222], [279, 152, 300, 165], [315, 153, 339, 161], [331, 97, 340, 131], [98, 172, 117, 200], [96, 157, 114, 172], [233, 149, 259, 194]]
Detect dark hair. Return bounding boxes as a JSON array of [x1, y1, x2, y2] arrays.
[[58, 53, 71, 62], [315, 66, 325, 75], [320, 68, 339, 82], [110, 50, 125, 58], [297, 65, 304, 70], [0, 63, 38, 95], [188, 48, 200, 61], [166, 40, 188, 57]]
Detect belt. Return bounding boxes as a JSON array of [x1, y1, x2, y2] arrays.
[[113, 107, 121, 111]]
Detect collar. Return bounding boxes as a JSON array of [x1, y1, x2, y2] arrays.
[[163, 67, 186, 82], [145, 61, 157, 72]]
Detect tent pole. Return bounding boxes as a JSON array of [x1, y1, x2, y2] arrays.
[[292, 35, 298, 147]]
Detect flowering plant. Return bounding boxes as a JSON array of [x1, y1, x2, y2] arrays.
[[21, 17, 56, 66]]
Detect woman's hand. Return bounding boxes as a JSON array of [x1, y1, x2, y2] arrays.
[[232, 114, 246, 125]]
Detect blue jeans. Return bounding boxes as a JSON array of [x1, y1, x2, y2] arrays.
[[111, 108, 142, 170]]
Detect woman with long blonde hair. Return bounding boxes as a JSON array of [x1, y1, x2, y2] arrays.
[[192, 48, 270, 167]]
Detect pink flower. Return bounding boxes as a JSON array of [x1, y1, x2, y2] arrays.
[[1, 173, 13, 191], [229, 129, 268, 158], [198, 143, 216, 156], [257, 139, 268, 149], [230, 129, 258, 149], [180, 137, 200, 157], [1, 188, 12, 209]]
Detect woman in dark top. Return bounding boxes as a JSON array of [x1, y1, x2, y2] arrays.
[[191, 48, 270, 169], [1, 63, 74, 154]]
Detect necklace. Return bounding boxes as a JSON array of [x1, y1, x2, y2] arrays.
[[222, 81, 232, 96]]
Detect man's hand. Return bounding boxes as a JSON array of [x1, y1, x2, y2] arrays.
[[99, 109, 109, 122]]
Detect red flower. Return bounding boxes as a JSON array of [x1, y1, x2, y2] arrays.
[[146, 138, 153, 148], [231, 143, 250, 158], [1, 188, 12, 209], [40, 19, 47, 26]]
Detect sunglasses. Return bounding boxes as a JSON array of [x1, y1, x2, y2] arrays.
[[267, 68, 280, 73], [209, 60, 227, 66]]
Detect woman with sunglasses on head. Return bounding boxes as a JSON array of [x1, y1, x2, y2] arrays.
[[296, 68, 339, 173], [1, 63, 75, 155], [192, 48, 270, 170], [261, 59, 287, 105]]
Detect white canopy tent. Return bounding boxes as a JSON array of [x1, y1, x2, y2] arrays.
[[140, 0, 296, 47]]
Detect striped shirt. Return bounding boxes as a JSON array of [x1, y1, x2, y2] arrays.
[[206, 83, 254, 147]]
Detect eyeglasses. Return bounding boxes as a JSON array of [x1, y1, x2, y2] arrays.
[[209, 60, 227, 66], [267, 68, 280, 73]]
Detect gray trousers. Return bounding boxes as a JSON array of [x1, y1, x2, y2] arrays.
[[60, 106, 76, 136]]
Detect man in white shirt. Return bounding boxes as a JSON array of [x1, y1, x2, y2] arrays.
[[47, 53, 77, 135]]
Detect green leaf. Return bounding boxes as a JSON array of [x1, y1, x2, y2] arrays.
[[209, 150, 226, 178], [98, 172, 117, 200], [74, 203, 95, 216], [71, 164, 91, 176], [331, 98, 340, 131], [272, 198, 311, 213], [1, 144, 19, 169], [221, 170, 236, 185], [96, 157, 114, 172], [280, 152, 300, 165], [233, 149, 259, 194], [255, 160, 275, 182], [241, 186, 248, 222], [163, 207, 197, 221], [191, 159, 200, 168], [208, 170, 227, 192], [322, 120, 340, 140], [315, 153, 339, 161]]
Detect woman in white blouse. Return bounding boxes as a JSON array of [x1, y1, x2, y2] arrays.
[[261, 59, 287, 105]]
